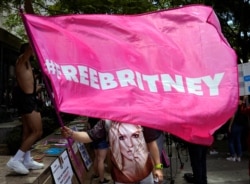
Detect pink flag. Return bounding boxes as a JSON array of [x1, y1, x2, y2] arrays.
[[22, 5, 238, 145]]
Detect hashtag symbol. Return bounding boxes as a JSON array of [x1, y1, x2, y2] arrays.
[[45, 59, 61, 79]]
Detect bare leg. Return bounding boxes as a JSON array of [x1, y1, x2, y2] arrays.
[[20, 111, 43, 152], [97, 148, 108, 181], [22, 116, 29, 142], [7, 111, 43, 174], [93, 149, 99, 176]]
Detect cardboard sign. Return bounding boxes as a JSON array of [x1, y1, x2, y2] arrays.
[[77, 142, 93, 171], [50, 150, 74, 184]]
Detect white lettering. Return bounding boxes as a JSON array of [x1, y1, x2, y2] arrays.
[[99, 72, 118, 90], [161, 74, 185, 92], [186, 77, 203, 95], [136, 71, 144, 90], [142, 75, 159, 92], [45, 59, 62, 79], [116, 69, 137, 87], [61, 65, 79, 82], [44, 60, 225, 96], [78, 66, 89, 85], [89, 68, 100, 89], [202, 73, 224, 96]]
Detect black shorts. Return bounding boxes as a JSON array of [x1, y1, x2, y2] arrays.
[[15, 88, 38, 115], [91, 140, 109, 149]]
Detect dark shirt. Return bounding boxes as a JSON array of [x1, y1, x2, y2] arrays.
[[234, 105, 248, 126], [88, 117, 101, 128]]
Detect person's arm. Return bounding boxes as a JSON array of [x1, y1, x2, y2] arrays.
[[61, 126, 93, 143], [147, 140, 164, 183], [61, 120, 107, 143], [17, 45, 33, 66], [143, 127, 164, 183], [24, 0, 35, 14]]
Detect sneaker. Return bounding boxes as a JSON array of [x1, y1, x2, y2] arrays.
[[236, 157, 241, 162], [209, 150, 218, 155], [99, 178, 110, 184], [23, 158, 44, 170], [7, 157, 29, 175], [226, 156, 236, 162]]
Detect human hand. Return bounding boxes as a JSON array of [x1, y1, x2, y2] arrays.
[[153, 169, 164, 183], [61, 126, 74, 139]]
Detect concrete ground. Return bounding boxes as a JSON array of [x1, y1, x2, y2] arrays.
[[164, 139, 250, 184]]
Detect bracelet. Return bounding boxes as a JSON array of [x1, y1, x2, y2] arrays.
[[69, 130, 74, 138], [154, 163, 163, 170]]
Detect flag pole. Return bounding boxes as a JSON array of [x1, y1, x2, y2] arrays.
[[20, 9, 85, 181]]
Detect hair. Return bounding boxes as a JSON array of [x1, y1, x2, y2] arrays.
[[109, 123, 123, 170], [109, 122, 145, 170], [19, 43, 29, 55]]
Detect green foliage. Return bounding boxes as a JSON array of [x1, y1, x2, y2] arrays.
[[212, 0, 250, 63], [1, 0, 250, 62], [41, 0, 156, 15], [3, 13, 27, 40]]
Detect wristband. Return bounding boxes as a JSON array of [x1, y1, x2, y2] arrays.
[[154, 163, 163, 170]]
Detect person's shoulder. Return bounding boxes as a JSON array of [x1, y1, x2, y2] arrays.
[[87, 120, 107, 140], [143, 127, 161, 142], [143, 126, 161, 133]]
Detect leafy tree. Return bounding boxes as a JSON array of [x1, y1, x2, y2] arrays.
[[1, 0, 250, 63], [1, 0, 50, 40], [212, 0, 250, 63], [144, 0, 250, 63], [1, 0, 158, 40]]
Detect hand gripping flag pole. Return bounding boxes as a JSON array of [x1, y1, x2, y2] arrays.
[[19, 10, 85, 180]]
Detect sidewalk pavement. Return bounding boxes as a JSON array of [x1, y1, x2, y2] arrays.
[[161, 137, 249, 184], [166, 139, 249, 184]]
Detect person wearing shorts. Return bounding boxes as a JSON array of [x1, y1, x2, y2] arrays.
[[6, 41, 44, 175], [14, 85, 39, 115], [89, 117, 110, 184], [62, 119, 164, 184]]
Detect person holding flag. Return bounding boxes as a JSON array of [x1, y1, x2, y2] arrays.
[[61, 120, 164, 184]]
